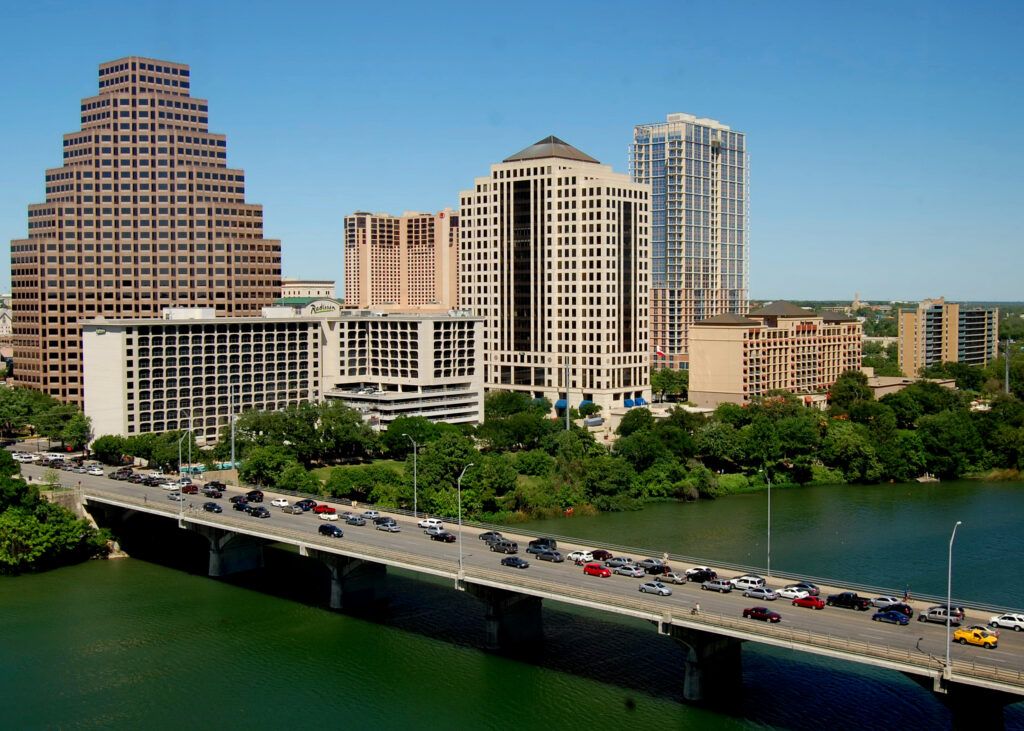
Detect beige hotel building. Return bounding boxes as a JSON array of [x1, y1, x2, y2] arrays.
[[10, 57, 281, 405], [459, 136, 651, 413], [689, 301, 862, 408], [343, 209, 459, 310]]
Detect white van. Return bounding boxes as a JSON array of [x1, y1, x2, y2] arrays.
[[731, 575, 767, 591], [418, 517, 444, 530]]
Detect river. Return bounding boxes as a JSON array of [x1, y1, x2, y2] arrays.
[[1, 480, 1022, 730]]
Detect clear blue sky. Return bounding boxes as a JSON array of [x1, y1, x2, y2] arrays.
[[2, 0, 1021, 302]]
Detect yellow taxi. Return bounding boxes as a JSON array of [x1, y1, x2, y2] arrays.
[[953, 627, 998, 649]]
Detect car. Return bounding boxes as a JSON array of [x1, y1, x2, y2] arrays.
[[168, 492, 185, 501], [346, 515, 367, 526], [361, 510, 380, 520], [636, 558, 664, 571], [589, 549, 613, 562], [295, 499, 317, 511], [229, 495, 248, 504], [528, 537, 557, 552], [376, 522, 401, 532], [374, 516, 396, 526], [128, 474, 146, 484], [701, 579, 733, 593], [989, 613, 1024, 632], [826, 592, 872, 611], [424, 525, 446, 536], [639, 581, 673, 596], [583, 562, 611, 578], [535, 549, 564, 563], [319, 512, 338, 521], [873, 610, 910, 625], [202, 502, 222, 513], [567, 551, 595, 565], [318, 524, 344, 538], [953, 627, 998, 649], [743, 607, 781, 623], [743, 587, 779, 601], [788, 581, 820, 597], [918, 606, 964, 626], [418, 518, 444, 530], [201, 487, 223, 498], [777, 586, 809, 600], [205, 481, 227, 491], [605, 557, 634, 569], [645, 564, 673, 576], [662, 572, 687, 584], [614, 565, 645, 578], [885, 603, 913, 617], [686, 568, 718, 583], [245, 490, 264, 503], [160, 482, 179, 491], [501, 556, 530, 569], [871, 595, 902, 609], [966, 624, 999, 637], [430, 531, 457, 543], [479, 531, 503, 543], [792, 595, 826, 610], [271, 498, 289, 507], [87, 466, 104, 476], [731, 575, 766, 591], [182, 485, 199, 495], [232, 501, 249, 511], [313, 504, 336, 514], [489, 540, 518, 554], [284, 505, 304, 514], [248, 506, 270, 519]]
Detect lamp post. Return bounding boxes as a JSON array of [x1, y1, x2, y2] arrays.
[[403, 433, 418, 519], [177, 431, 189, 517], [946, 520, 963, 680], [759, 468, 772, 579], [457, 463, 474, 572]]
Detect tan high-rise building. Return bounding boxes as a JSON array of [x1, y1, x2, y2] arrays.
[[898, 297, 998, 377], [10, 56, 282, 405], [343, 208, 458, 309], [689, 301, 862, 408], [458, 136, 651, 414]]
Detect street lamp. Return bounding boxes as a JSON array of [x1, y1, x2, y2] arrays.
[[403, 433, 418, 519], [759, 467, 772, 579], [457, 462, 474, 573], [946, 520, 963, 680], [176, 431, 189, 517]]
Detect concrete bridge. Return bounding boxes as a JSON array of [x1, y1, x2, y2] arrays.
[[71, 480, 1024, 728]]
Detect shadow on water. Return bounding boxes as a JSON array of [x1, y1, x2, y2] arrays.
[[106, 512, 1024, 730]]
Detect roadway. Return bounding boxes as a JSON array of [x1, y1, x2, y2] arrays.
[[22, 462, 1024, 695]]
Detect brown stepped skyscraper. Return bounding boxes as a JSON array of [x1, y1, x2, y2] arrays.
[[10, 56, 282, 405]]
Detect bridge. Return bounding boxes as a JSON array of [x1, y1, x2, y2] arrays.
[[34, 467, 1024, 727]]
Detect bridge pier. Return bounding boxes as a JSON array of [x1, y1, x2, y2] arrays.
[[190, 524, 265, 576], [939, 681, 1013, 730], [463, 583, 543, 652], [665, 625, 744, 703], [307, 549, 387, 611]]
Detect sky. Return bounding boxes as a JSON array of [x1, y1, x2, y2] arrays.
[[1, 0, 1021, 302]]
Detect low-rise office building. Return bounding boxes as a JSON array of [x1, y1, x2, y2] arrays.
[[82, 304, 483, 442], [688, 301, 862, 408]]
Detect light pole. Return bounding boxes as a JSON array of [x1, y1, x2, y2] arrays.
[[946, 520, 963, 680], [457, 463, 473, 572], [402, 433, 418, 519], [759, 468, 772, 579], [176, 431, 189, 517], [180, 409, 192, 479], [229, 384, 237, 471]]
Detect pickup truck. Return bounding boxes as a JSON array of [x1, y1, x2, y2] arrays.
[[826, 592, 871, 611]]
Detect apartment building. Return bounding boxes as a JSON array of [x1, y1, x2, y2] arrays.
[[631, 113, 749, 370], [82, 305, 483, 441], [458, 136, 651, 413], [898, 297, 998, 377], [689, 301, 863, 408], [10, 56, 281, 405], [343, 209, 459, 309]]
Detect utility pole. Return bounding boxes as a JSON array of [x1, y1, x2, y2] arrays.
[[229, 384, 236, 469], [564, 359, 570, 431]]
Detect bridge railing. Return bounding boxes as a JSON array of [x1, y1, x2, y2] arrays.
[[83, 488, 1024, 693]]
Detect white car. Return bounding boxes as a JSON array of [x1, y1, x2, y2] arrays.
[[161, 482, 180, 491], [731, 575, 766, 591], [148, 470, 165, 478], [319, 512, 338, 521], [872, 595, 902, 608], [567, 551, 594, 564], [87, 466, 104, 476], [417, 518, 444, 530], [989, 613, 1024, 632], [777, 586, 809, 600], [271, 498, 289, 507]]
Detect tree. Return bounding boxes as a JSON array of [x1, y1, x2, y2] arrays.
[[32, 404, 78, 445], [580, 455, 637, 511], [317, 401, 376, 463], [379, 416, 440, 458], [917, 410, 986, 478], [90, 435, 127, 465], [617, 408, 654, 437], [613, 431, 670, 473], [821, 420, 882, 482], [238, 446, 296, 486], [694, 421, 742, 471], [650, 368, 688, 401], [62, 414, 93, 451], [484, 390, 544, 419], [275, 463, 324, 495], [740, 414, 781, 469], [828, 370, 873, 413]]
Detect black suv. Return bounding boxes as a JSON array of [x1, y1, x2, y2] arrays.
[[248, 506, 270, 519], [202, 502, 222, 513], [527, 537, 557, 553], [687, 568, 717, 583], [245, 490, 264, 503], [319, 524, 344, 538], [229, 495, 248, 504], [232, 501, 249, 511]]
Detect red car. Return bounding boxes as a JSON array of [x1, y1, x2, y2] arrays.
[[792, 596, 826, 610], [743, 606, 782, 623], [583, 562, 611, 578], [182, 485, 199, 494], [313, 505, 336, 514], [590, 549, 613, 562]]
